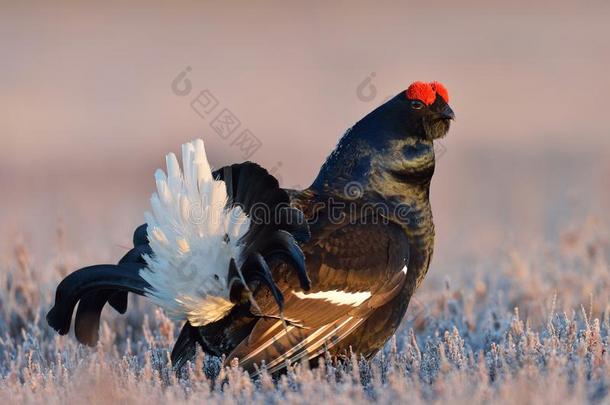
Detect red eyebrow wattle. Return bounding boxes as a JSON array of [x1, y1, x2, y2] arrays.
[[406, 81, 450, 105]]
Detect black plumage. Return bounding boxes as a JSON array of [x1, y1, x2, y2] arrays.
[[47, 81, 454, 375]]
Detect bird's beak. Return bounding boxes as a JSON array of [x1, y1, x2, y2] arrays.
[[440, 104, 455, 120]]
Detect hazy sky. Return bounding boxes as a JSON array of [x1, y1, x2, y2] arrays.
[[2, 1, 609, 181], [1, 1, 609, 263]]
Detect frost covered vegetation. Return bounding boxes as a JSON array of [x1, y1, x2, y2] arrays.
[[0, 217, 608, 404]]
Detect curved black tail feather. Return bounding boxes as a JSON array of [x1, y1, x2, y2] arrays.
[[46, 263, 150, 338]]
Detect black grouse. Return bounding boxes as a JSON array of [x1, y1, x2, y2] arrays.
[[47, 81, 454, 375]]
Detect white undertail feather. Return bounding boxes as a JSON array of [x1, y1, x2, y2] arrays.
[[140, 139, 251, 326]]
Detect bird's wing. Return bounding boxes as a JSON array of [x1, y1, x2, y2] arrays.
[[227, 220, 409, 374]]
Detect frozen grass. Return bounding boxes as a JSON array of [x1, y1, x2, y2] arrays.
[[0, 217, 608, 404]]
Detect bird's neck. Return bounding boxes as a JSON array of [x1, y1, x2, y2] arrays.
[[310, 128, 373, 195], [308, 110, 436, 289], [310, 97, 409, 195]]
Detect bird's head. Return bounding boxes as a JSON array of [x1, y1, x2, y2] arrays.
[[359, 81, 454, 142], [403, 81, 454, 140], [312, 81, 454, 195]]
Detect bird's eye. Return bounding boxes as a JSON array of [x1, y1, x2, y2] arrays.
[[411, 100, 425, 110]]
